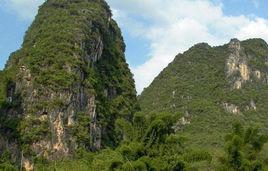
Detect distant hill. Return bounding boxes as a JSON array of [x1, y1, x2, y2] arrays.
[[139, 38, 268, 149]]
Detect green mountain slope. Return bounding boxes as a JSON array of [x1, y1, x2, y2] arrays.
[[139, 38, 268, 149], [0, 0, 137, 168]]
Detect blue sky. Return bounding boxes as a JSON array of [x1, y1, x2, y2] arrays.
[[1, 0, 268, 93], [0, 8, 28, 68]]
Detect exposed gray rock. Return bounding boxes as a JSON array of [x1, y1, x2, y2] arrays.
[[227, 39, 250, 89], [223, 102, 240, 114]]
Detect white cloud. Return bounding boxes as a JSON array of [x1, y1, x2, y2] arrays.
[[236, 18, 268, 40], [2, 0, 44, 20], [107, 0, 268, 94]]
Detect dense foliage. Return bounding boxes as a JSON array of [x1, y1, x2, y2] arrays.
[[0, 0, 137, 168], [33, 112, 215, 170], [30, 117, 268, 171], [139, 39, 268, 150], [218, 123, 268, 171]]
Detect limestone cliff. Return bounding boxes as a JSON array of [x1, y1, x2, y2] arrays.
[[227, 39, 265, 89], [0, 0, 137, 168]]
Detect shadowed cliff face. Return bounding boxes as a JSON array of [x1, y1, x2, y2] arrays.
[[0, 0, 137, 168], [139, 38, 268, 149]]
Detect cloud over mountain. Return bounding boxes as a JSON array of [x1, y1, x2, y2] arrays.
[[107, 0, 268, 94]]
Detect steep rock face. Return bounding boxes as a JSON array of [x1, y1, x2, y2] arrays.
[[0, 0, 137, 167], [139, 38, 268, 149], [227, 39, 264, 89]]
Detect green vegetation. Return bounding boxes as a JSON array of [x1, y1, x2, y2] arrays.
[[137, 39, 268, 169], [0, 0, 137, 169], [1, 0, 268, 170], [218, 123, 268, 171], [70, 112, 91, 148], [33, 112, 214, 170], [0, 150, 16, 171], [16, 116, 268, 171], [139, 39, 268, 149], [90, 112, 187, 170]]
